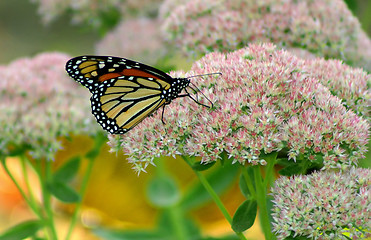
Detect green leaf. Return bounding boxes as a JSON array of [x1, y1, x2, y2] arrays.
[[266, 195, 275, 229], [93, 210, 201, 240], [0, 220, 42, 240], [199, 236, 240, 240], [157, 210, 200, 239], [146, 176, 180, 207], [284, 236, 312, 240], [232, 199, 257, 232], [47, 181, 80, 203], [180, 162, 239, 210], [96, 7, 121, 36], [191, 161, 216, 171], [93, 228, 170, 240], [239, 167, 255, 198], [275, 157, 291, 166], [278, 164, 303, 176], [85, 133, 106, 160], [53, 156, 80, 182], [6, 144, 28, 157]]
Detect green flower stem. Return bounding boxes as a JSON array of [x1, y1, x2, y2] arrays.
[[20, 155, 52, 238], [194, 170, 233, 224], [65, 134, 106, 240], [182, 156, 247, 240], [64, 156, 94, 240], [43, 159, 58, 240], [1, 154, 45, 234], [20, 156, 40, 212], [155, 158, 189, 240], [0, 156, 43, 219], [1, 155, 60, 239], [253, 166, 273, 240], [168, 203, 188, 240], [33, 159, 53, 239]]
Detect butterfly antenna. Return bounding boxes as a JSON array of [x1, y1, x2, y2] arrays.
[[186, 72, 222, 79]]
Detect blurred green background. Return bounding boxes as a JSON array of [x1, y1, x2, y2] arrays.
[[0, 0, 370, 64], [0, 0, 99, 64]]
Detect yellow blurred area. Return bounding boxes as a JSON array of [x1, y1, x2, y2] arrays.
[[0, 135, 264, 239]]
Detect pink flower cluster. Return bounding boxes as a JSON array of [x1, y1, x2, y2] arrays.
[[30, 0, 163, 27], [118, 0, 164, 17], [161, 0, 371, 70], [0, 53, 100, 159], [31, 0, 122, 27], [304, 58, 370, 117], [95, 18, 167, 65], [109, 43, 369, 173], [271, 167, 371, 240]]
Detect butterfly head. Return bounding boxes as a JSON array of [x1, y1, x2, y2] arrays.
[[162, 78, 190, 103]]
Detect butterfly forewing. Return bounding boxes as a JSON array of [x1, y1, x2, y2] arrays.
[[65, 56, 174, 92], [65, 55, 191, 134]]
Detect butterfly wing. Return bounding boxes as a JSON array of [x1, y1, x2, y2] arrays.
[[65, 55, 174, 92], [91, 76, 168, 134], [66, 56, 174, 134]]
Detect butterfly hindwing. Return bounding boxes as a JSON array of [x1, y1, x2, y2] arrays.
[[90, 76, 167, 134]]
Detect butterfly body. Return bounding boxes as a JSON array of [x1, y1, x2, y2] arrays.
[[66, 56, 191, 134]]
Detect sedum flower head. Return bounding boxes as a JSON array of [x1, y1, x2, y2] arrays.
[[161, 0, 371, 70], [271, 167, 371, 240], [30, 0, 122, 27], [30, 0, 163, 28], [95, 18, 167, 65], [109, 43, 369, 173], [0, 53, 100, 160], [303, 58, 370, 117]]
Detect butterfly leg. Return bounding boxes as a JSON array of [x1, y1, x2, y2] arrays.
[[180, 88, 213, 109], [161, 104, 166, 124]]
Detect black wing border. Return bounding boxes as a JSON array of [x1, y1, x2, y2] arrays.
[[67, 55, 174, 83]]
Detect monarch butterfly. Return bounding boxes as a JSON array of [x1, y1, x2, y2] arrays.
[[65, 56, 218, 134]]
